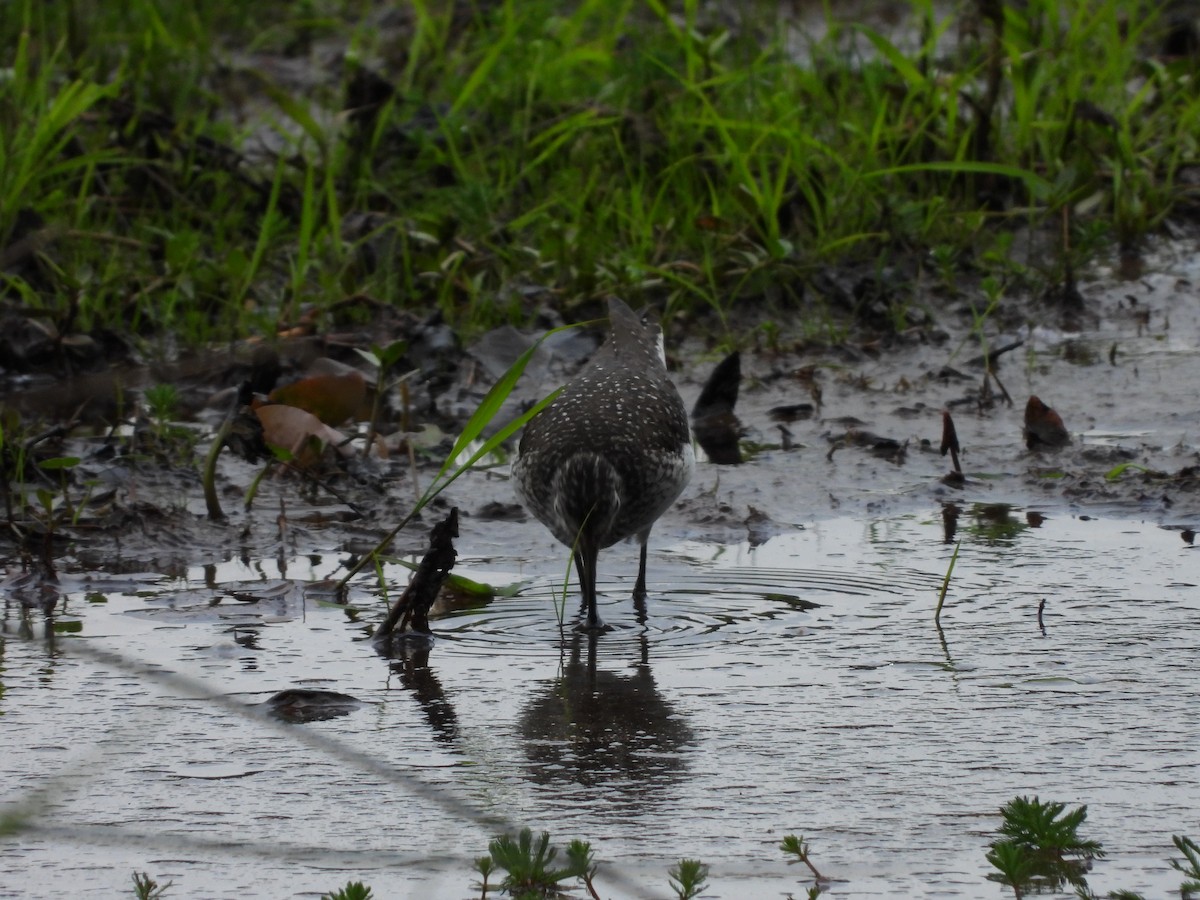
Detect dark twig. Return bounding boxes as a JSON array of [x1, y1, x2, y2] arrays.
[[940, 410, 962, 476], [374, 508, 459, 638], [985, 364, 1014, 407], [968, 339, 1025, 370]]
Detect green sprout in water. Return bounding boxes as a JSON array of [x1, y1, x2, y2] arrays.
[[143, 383, 179, 424], [1170, 834, 1200, 894], [668, 858, 709, 900], [781, 833, 826, 889], [986, 796, 1105, 898], [478, 828, 596, 900], [131, 871, 172, 899], [934, 539, 960, 624], [139, 383, 196, 460], [355, 338, 409, 455], [321, 883, 373, 900]]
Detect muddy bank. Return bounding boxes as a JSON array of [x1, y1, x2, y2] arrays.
[[1, 236, 1198, 579]]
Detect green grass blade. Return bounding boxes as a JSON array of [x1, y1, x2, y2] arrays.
[[335, 320, 585, 592], [1104, 461, 1152, 481], [450, 10, 516, 116], [856, 27, 928, 89], [935, 540, 961, 623], [427, 321, 584, 495]]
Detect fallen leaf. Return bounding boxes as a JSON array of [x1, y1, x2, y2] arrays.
[[1023, 396, 1070, 450], [268, 368, 368, 425], [256, 404, 352, 465]]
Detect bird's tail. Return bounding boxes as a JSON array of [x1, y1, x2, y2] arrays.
[[551, 452, 623, 548]]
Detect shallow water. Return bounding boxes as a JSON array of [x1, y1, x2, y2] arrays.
[[2, 510, 1197, 899]]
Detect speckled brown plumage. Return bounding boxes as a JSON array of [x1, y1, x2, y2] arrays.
[[513, 297, 694, 630]]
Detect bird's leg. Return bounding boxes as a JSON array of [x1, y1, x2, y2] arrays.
[[573, 548, 591, 617], [633, 587, 648, 627], [633, 533, 650, 601], [574, 544, 607, 632]]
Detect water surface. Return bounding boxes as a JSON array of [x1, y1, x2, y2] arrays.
[[2, 511, 1197, 898]]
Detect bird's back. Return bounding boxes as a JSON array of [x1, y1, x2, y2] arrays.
[[514, 299, 693, 550]]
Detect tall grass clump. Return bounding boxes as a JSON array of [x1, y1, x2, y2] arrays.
[[1, 0, 1197, 351]]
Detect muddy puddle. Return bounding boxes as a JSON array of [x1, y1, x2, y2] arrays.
[[2, 509, 1198, 899]]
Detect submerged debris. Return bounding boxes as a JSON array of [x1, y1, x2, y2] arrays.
[[745, 505, 785, 548], [264, 688, 364, 724], [374, 507, 460, 639], [825, 427, 908, 463], [768, 403, 815, 423]]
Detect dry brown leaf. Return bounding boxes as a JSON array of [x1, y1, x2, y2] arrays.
[[268, 369, 368, 425], [256, 404, 352, 466]]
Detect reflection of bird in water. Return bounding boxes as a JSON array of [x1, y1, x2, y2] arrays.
[[512, 297, 693, 631], [518, 629, 694, 794]]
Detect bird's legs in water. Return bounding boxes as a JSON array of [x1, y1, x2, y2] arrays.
[[573, 543, 608, 632], [575, 534, 653, 631], [633, 536, 650, 626], [634, 531, 651, 600]]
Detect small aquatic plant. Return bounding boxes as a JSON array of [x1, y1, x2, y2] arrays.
[[781, 834, 826, 887], [137, 383, 197, 461], [668, 858, 709, 900], [1170, 834, 1200, 895], [478, 827, 597, 899], [934, 539, 960, 624], [986, 796, 1104, 897], [987, 840, 1036, 898], [355, 339, 409, 455], [131, 871, 172, 899], [321, 882, 373, 900], [143, 383, 179, 427]]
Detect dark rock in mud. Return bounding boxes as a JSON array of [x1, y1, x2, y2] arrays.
[[264, 688, 364, 724]]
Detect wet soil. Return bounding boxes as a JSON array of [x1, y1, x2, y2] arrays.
[[5, 234, 1197, 577]]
